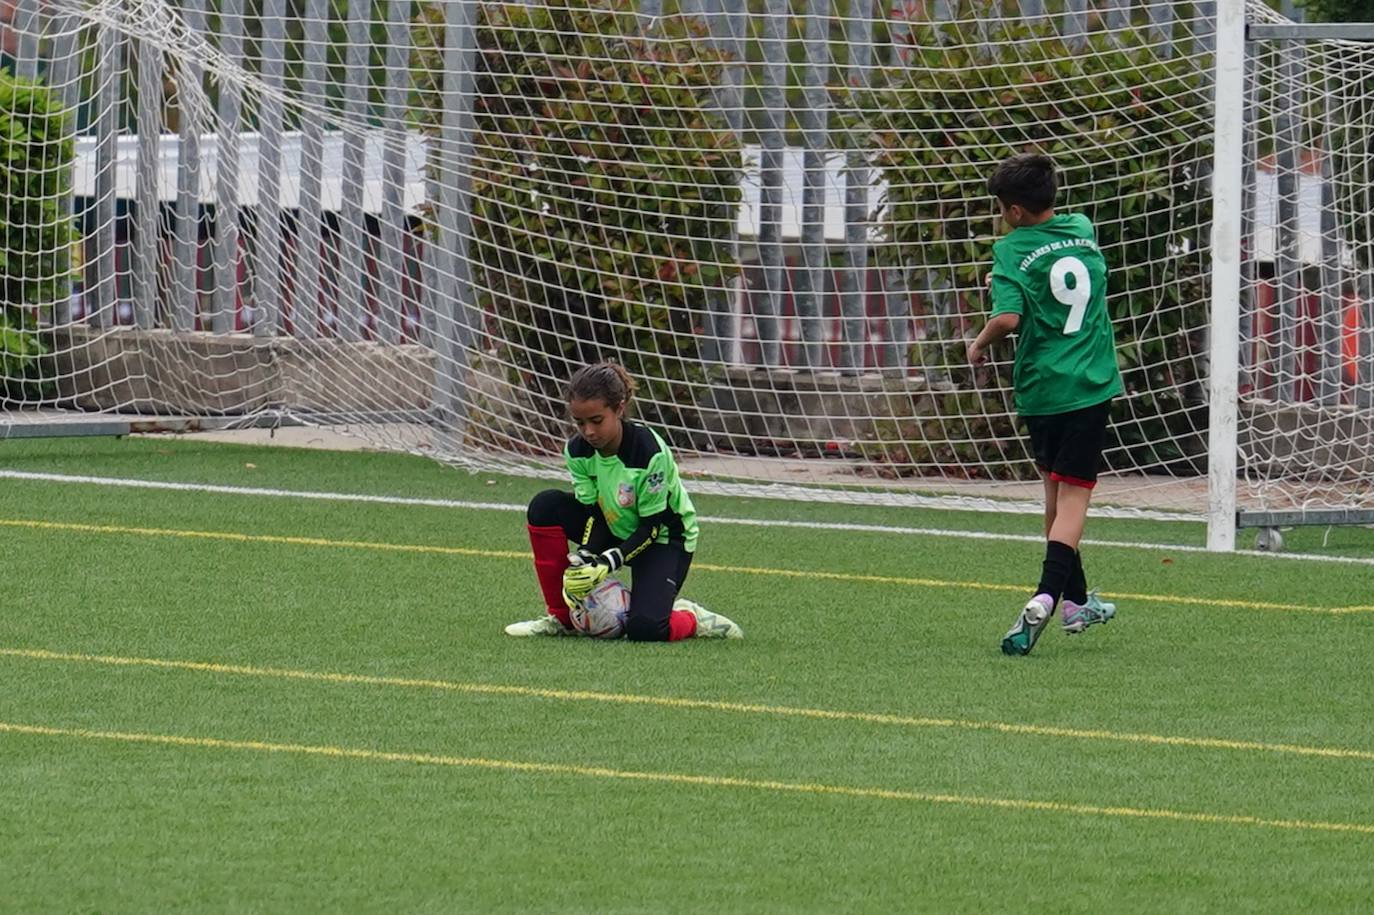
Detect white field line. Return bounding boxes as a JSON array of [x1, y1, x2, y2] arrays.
[[692, 479, 1155, 519], [684, 479, 1199, 522], [2, 468, 1372, 567]]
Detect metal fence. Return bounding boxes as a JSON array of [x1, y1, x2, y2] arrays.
[[1243, 19, 1374, 411], [11, 1, 1277, 377]]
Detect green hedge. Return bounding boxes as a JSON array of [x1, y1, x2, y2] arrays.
[[834, 11, 1214, 476], [415, 0, 743, 446], [0, 71, 76, 400], [1298, 0, 1374, 18]]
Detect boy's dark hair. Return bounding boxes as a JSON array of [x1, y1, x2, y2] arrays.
[[988, 153, 1058, 214], [567, 360, 636, 411]]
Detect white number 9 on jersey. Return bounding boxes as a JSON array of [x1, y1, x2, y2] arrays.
[[1050, 255, 1092, 335]]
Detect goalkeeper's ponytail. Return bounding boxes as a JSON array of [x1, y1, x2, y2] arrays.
[[568, 360, 636, 413]]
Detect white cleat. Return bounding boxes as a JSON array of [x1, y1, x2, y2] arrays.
[[1001, 594, 1054, 656], [504, 615, 579, 637], [674, 598, 744, 640]]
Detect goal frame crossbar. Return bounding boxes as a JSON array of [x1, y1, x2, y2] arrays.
[[1248, 22, 1374, 40]]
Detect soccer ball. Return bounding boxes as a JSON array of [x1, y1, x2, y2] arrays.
[[569, 579, 630, 639]]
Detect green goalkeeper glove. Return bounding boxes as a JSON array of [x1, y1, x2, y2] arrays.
[[562, 547, 624, 599]]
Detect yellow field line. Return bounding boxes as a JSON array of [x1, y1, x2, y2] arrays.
[[5, 647, 1373, 764], [692, 561, 1333, 612], [0, 517, 529, 560], [0, 516, 1362, 614], [1, 719, 1370, 836]]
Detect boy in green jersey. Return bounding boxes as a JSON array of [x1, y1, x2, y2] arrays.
[[505, 360, 743, 641], [967, 153, 1120, 656]]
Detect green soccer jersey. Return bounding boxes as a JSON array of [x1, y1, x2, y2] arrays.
[[564, 422, 700, 552], [989, 212, 1123, 416]]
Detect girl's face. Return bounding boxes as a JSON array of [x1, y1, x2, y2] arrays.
[[569, 396, 624, 454]]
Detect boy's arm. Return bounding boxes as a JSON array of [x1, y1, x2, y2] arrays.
[[969, 265, 1023, 364], [968, 313, 1020, 364]]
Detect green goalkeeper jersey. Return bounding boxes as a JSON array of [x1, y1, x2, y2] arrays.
[[564, 422, 700, 552], [989, 212, 1123, 416]]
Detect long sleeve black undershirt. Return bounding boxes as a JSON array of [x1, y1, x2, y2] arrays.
[[594, 508, 671, 567]]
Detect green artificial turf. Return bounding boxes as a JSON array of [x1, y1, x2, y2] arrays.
[[1, 435, 1372, 912]]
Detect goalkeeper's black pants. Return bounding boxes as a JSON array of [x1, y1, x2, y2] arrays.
[[528, 489, 694, 642]]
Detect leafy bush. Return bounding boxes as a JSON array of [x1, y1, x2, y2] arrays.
[[414, 0, 743, 446], [833, 9, 1214, 475], [1298, 0, 1374, 18], [0, 71, 76, 400]]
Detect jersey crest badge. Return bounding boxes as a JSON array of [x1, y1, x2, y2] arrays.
[[646, 471, 664, 494], [616, 482, 636, 508]]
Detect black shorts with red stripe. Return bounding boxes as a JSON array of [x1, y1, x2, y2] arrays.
[[1024, 399, 1112, 490]]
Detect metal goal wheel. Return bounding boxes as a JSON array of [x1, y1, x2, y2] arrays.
[[1254, 527, 1285, 553]]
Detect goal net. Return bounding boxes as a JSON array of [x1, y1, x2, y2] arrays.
[[1235, 18, 1374, 534], [0, 0, 1356, 533]]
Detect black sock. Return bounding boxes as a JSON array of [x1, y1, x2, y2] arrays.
[[1035, 540, 1077, 606], [1064, 550, 1088, 605]]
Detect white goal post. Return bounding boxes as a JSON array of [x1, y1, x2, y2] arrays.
[[1207, 0, 1246, 551]]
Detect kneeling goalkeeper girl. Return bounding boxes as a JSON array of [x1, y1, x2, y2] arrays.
[[505, 360, 743, 641]]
